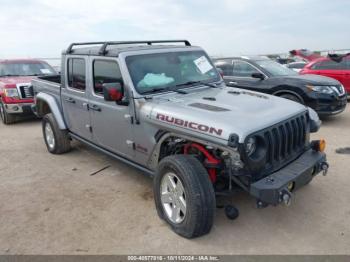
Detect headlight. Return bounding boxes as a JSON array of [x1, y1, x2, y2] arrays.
[[245, 137, 257, 156], [4, 88, 19, 98], [307, 85, 334, 94]]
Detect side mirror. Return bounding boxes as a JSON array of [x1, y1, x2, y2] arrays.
[[103, 82, 124, 102], [251, 72, 265, 80]]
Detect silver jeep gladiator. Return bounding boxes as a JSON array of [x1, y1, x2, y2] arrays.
[[32, 40, 329, 238]]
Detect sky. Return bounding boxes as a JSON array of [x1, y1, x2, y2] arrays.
[[0, 0, 349, 59]]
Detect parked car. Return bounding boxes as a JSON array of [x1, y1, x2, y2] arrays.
[[0, 59, 56, 124], [33, 40, 328, 238], [286, 61, 307, 72], [214, 56, 347, 116], [300, 55, 350, 97]]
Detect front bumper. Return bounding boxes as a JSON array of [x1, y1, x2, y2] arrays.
[[3, 103, 34, 115], [250, 149, 328, 206], [310, 95, 347, 116]]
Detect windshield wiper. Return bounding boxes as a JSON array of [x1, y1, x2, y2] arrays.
[[176, 81, 219, 89], [141, 88, 167, 95], [140, 80, 220, 96], [141, 86, 188, 95]]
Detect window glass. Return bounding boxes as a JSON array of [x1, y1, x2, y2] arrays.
[[215, 60, 234, 76], [312, 60, 342, 70], [0, 62, 55, 77], [288, 63, 306, 69], [93, 60, 122, 95], [340, 58, 350, 70], [232, 61, 259, 77], [67, 58, 86, 91], [255, 60, 297, 76], [126, 51, 220, 94]]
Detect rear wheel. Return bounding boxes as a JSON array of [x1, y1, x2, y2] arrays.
[[279, 93, 303, 104], [154, 155, 216, 238], [0, 102, 16, 125], [42, 113, 71, 154]]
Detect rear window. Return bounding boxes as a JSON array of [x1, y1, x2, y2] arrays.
[[67, 58, 86, 91]]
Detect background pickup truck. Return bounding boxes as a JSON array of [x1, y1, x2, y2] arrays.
[[32, 40, 329, 238], [0, 59, 57, 124]]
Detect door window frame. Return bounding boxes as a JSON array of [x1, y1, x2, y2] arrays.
[[92, 58, 123, 98], [65, 56, 88, 94]]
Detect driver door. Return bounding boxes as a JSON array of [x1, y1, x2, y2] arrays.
[[88, 58, 135, 159]]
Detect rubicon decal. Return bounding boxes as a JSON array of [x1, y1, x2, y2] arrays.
[[156, 113, 223, 136]]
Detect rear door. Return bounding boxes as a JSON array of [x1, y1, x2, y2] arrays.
[[61, 57, 92, 140], [88, 58, 134, 158]]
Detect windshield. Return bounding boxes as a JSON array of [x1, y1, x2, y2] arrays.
[[255, 60, 297, 76], [0, 62, 56, 77], [126, 51, 220, 94]]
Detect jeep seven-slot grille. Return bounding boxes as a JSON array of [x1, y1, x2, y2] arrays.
[[19, 85, 34, 99], [262, 112, 309, 171]]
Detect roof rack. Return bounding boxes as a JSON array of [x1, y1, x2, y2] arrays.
[[66, 40, 191, 55]]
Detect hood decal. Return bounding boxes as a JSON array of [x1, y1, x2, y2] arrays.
[[156, 113, 223, 136]]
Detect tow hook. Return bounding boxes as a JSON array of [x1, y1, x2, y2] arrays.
[[321, 162, 329, 176], [280, 189, 292, 206]]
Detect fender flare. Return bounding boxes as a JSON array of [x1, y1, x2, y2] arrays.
[[272, 89, 305, 104], [36, 92, 67, 130]]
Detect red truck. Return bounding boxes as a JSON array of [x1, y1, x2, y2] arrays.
[[300, 55, 350, 96], [0, 59, 56, 124]]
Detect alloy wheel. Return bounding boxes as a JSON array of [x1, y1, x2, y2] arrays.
[[160, 172, 187, 224], [45, 122, 55, 150]]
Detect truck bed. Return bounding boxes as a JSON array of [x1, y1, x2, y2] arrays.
[[32, 75, 62, 106]]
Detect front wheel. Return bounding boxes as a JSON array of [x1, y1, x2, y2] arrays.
[[279, 93, 303, 104], [153, 155, 216, 238], [42, 113, 71, 154], [0, 102, 16, 125]]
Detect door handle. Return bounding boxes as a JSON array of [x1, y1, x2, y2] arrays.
[[229, 81, 238, 85], [65, 97, 76, 104], [89, 104, 101, 112]]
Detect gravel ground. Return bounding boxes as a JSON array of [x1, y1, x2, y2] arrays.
[[0, 106, 349, 255]]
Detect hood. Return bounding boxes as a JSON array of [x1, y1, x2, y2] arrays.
[[0, 76, 35, 86], [146, 86, 307, 142], [273, 74, 340, 86]]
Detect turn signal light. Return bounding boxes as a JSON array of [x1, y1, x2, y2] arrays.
[[311, 139, 326, 152]]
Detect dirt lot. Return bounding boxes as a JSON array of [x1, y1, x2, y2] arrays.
[[0, 107, 349, 255]]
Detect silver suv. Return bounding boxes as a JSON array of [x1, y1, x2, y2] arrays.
[[32, 40, 329, 238]]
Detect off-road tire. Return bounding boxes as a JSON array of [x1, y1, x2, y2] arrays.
[[0, 102, 16, 125], [42, 113, 71, 154], [154, 155, 216, 238], [279, 93, 303, 104]]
